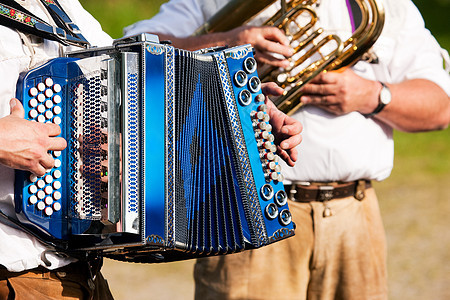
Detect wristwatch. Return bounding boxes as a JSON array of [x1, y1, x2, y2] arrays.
[[364, 81, 391, 117]]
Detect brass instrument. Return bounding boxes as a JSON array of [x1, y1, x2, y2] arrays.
[[193, 0, 385, 115]]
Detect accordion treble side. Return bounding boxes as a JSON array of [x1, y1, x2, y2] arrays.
[[13, 35, 295, 263]]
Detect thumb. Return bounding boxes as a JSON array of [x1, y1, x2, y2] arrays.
[[9, 98, 25, 118]]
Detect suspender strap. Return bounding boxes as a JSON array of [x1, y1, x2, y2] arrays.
[[346, 0, 363, 32], [0, 0, 89, 47]]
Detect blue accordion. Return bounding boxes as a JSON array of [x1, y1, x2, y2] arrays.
[[14, 34, 294, 262]]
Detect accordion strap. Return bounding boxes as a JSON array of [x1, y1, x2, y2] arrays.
[[0, 0, 89, 47]]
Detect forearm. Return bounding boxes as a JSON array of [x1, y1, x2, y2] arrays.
[[156, 33, 231, 51], [375, 79, 450, 132]]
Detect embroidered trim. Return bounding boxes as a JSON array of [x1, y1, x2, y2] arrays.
[[0, 4, 37, 26]]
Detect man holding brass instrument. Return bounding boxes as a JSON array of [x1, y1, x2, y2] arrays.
[[125, 0, 450, 299]]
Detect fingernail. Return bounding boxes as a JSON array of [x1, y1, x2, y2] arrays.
[[10, 99, 16, 109], [281, 141, 289, 148], [281, 128, 289, 134], [301, 96, 309, 104]]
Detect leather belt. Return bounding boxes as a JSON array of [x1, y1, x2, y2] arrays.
[[285, 180, 372, 202]]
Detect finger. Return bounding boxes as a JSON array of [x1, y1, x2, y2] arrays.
[[301, 94, 334, 105], [32, 164, 48, 177], [48, 137, 67, 151], [257, 37, 293, 58], [277, 146, 297, 167], [9, 98, 25, 118], [42, 122, 62, 137], [261, 82, 284, 97], [261, 27, 291, 47], [279, 131, 302, 150], [39, 153, 55, 170], [255, 51, 290, 68]]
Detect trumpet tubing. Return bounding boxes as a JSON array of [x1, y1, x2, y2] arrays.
[[194, 0, 385, 115]]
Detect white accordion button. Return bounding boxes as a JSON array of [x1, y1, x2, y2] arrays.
[[45, 99, 53, 109], [29, 109, 38, 119], [44, 89, 53, 98], [53, 151, 61, 157], [37, 115, 46, 123], [45, 111, 54, 120], [44, 207, 53, 216], [29, 87, 38, 97], [53, 202, 61, 212], [28, 195, 38, 205], [37, 93, 46, 103], [54, 159, 61, 168], [45, 78, 54, 87], [29, 174, 38, 183], [44, 174, 53, 184], [53, 106, 61, 115], [53, 181, 61, 190], [53, 95, 62, 104], [36, 179, 45, 189], [29, 98, 38, 108], [37, 104, 45, 113], [37, 82, 46, 92], [45, 196, 53, 205], [53, 191, 61, 200], [53, 170, 61, 179], [28, 184, 38, 194], [255, 94, 265, 102], [37, 190, 45, 200], [53, 84, 62, 93], [44, 185, 53, 195], [36, 201, 46, 211], [53, 116, 61, 125]]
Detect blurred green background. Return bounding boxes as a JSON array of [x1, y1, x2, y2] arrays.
[[78, 0, 450, 299]]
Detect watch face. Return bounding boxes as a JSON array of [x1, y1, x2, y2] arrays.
[[380, 85, 391, 105]]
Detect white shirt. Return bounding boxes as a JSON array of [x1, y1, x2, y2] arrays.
[[0, 0, 112, 272], [125, 0, 450, 183]]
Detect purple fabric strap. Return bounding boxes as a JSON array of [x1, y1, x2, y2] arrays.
[[346, 0, 357, 32]]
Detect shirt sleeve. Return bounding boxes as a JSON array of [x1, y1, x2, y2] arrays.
[[123, 0, 204, 38], [385, 0, 450, 95]]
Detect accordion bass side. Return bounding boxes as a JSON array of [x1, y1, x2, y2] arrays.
[[13, 34, 295, 263]]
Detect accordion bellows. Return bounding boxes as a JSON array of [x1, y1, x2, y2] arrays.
[[14, 34, 294, 263]]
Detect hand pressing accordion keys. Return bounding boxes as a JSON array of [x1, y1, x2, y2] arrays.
[[13, 34, 295, 263]]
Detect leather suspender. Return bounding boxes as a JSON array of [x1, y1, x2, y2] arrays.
[[0, 0, 89, 48]]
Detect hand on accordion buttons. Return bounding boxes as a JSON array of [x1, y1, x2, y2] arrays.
[[262, 83, 303, 167], [0, 98, 67, 176]]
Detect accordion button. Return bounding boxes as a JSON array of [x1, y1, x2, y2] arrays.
[[255, 94, 265, 102], [44, 175, 53, 184], [248, 76, 261, 93], [45, 99, 53, 109], [234, 70, 248, 87], [37, 83, 46, 92], [29, 87, 38, 97], [53, 151, 61, 157], [45, 89, 53, 98], [258, 104, 267, 112], [263, 152, 275, 161], [263, 141, 272, 150], [36, 179, 45, 189], [244, 57, 257, 74], [45, 78, 54, 87], [53, 170, 61, 179], [260, 183, 274, 200], [259, 131, 269, 140], [45, 111, 54, 120], [29, 109, 38, 119], [45, 196, 53, 205], [255, 111, 265, 120], [37, 93, 46, 103], [53, 116, 61, 125], [53, 95, 62, 104], [53, 106, 62, 115], [275, 164, 282, 173], [267, 134, 275, 142], [28, 185, 38, 194], [37, 190, 45, 200], [53, 84, 62, 93], [269, 172, 279, 181], [29, 174, 38, 183], [265, 203, 278, 220], [29, 98, 38, 108], [36, 201, 46, 211], [37, 115, 45, 123], [274, 190, 288, 207], [268, 161, 277, 170], [28, 195, 38, 205], [44, 207, 53, 216], [53, 191, 61, 200], [279, 209, 292, 225], [44, 186, 53, 195], [53, 202, 61, 211], [277, 173, 285, 182], [53, 181, 61, 190], [37, 104, 45, 113], [54, 159, 61, 168]]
